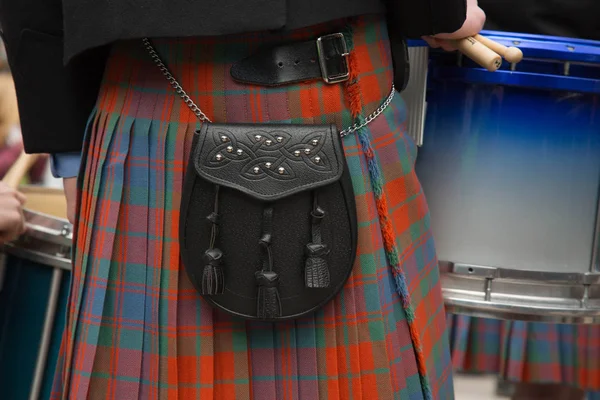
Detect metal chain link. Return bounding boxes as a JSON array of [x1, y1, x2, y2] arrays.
[[142, 38, 394, 136], [339, 84, 395, 137], [142, 38, 212, 122]]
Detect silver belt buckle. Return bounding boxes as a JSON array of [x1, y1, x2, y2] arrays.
[[316, 33, 350, 84]]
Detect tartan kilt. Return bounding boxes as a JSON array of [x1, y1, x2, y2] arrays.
[[447, 314, 600, 391], [50, 15, 454, 400]]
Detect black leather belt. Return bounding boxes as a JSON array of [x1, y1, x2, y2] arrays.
[[231, 33, 350, 86]]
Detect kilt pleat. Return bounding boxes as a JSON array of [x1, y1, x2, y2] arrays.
[[51, 15, 454, 400], [447, 315, 600, 391]]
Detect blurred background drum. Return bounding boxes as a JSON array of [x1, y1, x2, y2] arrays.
[[0, 154, 71, 400], [410, 31, 600, 323]]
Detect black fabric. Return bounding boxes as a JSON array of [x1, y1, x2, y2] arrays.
[[0, 0, 108, 153], [385, 0, 467, 39], [180, 123, 357, 321], [61, 1, 386, 65], [480, 0, 600, 41], [231, 34, 349, 86], [387, 16, 412, 93], [0, 0, 468, 154]]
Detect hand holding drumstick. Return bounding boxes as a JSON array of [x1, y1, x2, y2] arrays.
[[0, 181, 26, 243], [422, 0, 523, 71], [0, 152, 39, 243], [422, 0, 487, 50]]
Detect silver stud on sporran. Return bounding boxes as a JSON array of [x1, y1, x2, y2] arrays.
[[311, 139, 319, 146], [221, 135, 229, 142], [215, 153, 223, 161], [236, 149, 243, 156], [265, 162, 272, 169], [276, 136, 283, 143], [253, 166, 260, 174], [266, 140, 273, 146], [294, 150, 301, 157], [314, 156, 321, 163], [304, 148, 311, 155], [255, 134, 262, 141], [226, 146, 234, 153], [278, 167, 285, 174]]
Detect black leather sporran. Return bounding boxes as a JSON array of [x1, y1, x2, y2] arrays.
[[180, 123, 358, 321]]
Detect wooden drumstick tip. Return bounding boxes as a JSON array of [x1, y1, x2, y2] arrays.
[[474, 33, 523, 64], [453, 37, 503, 72], [504, 46, 524, 63]]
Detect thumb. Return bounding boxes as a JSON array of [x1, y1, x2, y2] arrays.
[[434, 7, 486, 40]]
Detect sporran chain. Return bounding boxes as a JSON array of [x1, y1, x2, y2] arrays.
[[142, 38, 394, 137]]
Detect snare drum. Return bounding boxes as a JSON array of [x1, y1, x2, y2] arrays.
[[0, 185, 72, 399], [413, 32, 600, 323]]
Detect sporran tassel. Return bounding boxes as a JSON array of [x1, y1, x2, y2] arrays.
[[305, 243, 331, 288], [255, 270, 282, 319], [201, 248, 225, 295], [200, 186, 225, 295], [304, 193, 331, 288]]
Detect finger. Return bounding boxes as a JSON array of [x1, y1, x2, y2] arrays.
[[11, 212, 25, 240], [0, 225, 22, 242], [422, 36, 441, 48], [0, 182, 10, 193], [14, 191, 26, 205], [19, 208, 27, 234], [436, 39, 458, 52], [0, 187, 22, 204]]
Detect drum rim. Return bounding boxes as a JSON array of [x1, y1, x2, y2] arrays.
[[406, 30, 600, 55], [22, 209, 73, 245], [1, 243, 72, 271], [445, 300, 600, 324], [408, 30, 600, 52], [440, 262, 600, 284], [0, 208, 73, 270], [441, 262, 600, 324], [481, 30, 600, 49]]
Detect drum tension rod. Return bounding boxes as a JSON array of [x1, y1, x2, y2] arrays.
[[581, 284, 590, 309], [484, 277, 493, 302]]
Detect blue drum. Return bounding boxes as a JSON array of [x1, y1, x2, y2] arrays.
[[413, 32, 600, 323], [0, 187, 72, 399]]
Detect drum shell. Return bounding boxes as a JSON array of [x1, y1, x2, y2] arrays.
[[0, 255, 69, 399], [0, 186, 71, 399], [415, 48, 600, 273], [409, 32, 600, 323]]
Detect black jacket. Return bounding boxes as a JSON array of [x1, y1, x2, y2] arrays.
[[480, 0, 600, 41], [0, 0, 468, 154]]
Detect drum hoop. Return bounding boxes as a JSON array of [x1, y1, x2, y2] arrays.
[[0, 209, 73, 271], [441, 262, 600, 324], [1, 243, 71, 271], [440, 262, 600, 284], [23, 209, 73, 246], [445, 300, 600, 325]]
